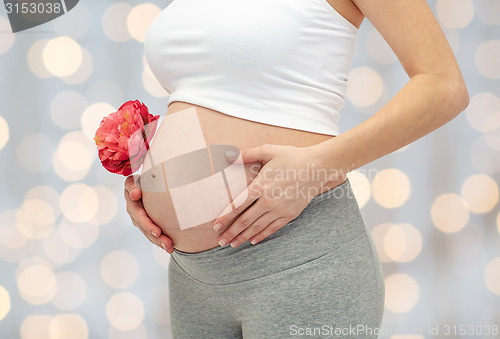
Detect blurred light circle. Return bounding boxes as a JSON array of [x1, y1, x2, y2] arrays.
[[51, 272, 87, 311], [143, 64, 169, 97], [58, 140, 94, 172], [371, 168, 411, 208], [484, 132, 500, 152], [153, 246, 171, 269], [469, 135, 500, 174], [50, 90, 87, 130], [475, 40, 500, 79], [106, 292, 145, 331], [17, 265, 57, 305], [49, 314, 89, 339], [61, 47, 94, 85], [466, 92, 500, 133], [27, 39, 52, 78], [461, 174, 499, 214], [24, 186, 60, 214], [81, 102, 117, 140], [17, 133, 54, 173], [42, 229, 81, 266], [21, 315, 52, 339], [53, 131, 95, 181], [18, 199, 55, 239], [0, 116, 9, 151], [102, 3, 133, 42], [431, 193, 469, 233], [347, 169, 371, 208], [93, 185, 118, 224], [53, 153, 89, 182], [100, 250, 140, 289], [85, 79, 123, 106], [484, 257, 500, 296], [52, 2, 91, 39], [346, 67, 384, 107], [0, 211, 30, 248], [0, 16, 15, 54], [16, 256, 53, 278], [384, 223, 422, 263], [59, 183, 99, 223], [370, 223, 394, 263], [109, 323, 148, 339], [42, 36, 83, 77], [436, 0, 474, 29], [366, 28, 398, 64], [59, 218, 99, 249], [385, 273, 420, 313], [16, 186, 60, 239], [0, 237, 30, 263], [475, 0, 500, 25], [127, 4, 162, 42], [0, 285, 10, 321]]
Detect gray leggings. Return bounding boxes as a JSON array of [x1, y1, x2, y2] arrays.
[[168, 179, 385, 338]]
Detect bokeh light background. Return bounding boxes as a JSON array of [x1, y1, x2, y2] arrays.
[[0, 0, 499, 338]]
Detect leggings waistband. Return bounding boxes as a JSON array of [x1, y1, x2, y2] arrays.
[[170, 178, 368, 285]]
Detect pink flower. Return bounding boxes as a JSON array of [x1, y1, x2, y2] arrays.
[[94, 100, 159, 176]]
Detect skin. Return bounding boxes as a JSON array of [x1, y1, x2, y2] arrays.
[[125, 0, 469, 253]]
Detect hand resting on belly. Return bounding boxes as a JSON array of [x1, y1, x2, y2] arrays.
[[139, 106, 262, 252]]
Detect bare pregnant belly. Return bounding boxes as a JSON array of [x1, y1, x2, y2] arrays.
[[140, 101, 334, 253]]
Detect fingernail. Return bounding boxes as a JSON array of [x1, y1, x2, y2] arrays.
[[161, 243, 166, 250], [230, 239, 239, 248], [130, 188, 137, 196], [226, 150, 238, 158], [213, 223, 222, 231], [250, 238, 258, 245], [152, 232, 158, 237], [218, 238, 228, 247]]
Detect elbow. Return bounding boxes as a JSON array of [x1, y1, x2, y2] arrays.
[[455, 81, 470, 113], [442, 77, 470, 120]]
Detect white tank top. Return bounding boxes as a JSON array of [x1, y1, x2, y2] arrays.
[[144, 0, 359, 136]]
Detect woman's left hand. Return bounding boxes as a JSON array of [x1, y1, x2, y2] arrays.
[[213, 143, 347, 248]]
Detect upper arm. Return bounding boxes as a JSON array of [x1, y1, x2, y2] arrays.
[[352, 0, 464, 83]]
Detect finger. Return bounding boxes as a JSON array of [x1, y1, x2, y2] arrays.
[[218, 201, 269, 247], [227, 211, 275, 248], [249, 217, 289, 245], [135, 209, 163, 238], [137, 224, 174, 253], [125, 175, 142, 200], [125, 193, 162, 238], [157, 234, 175, 254], [226, 144, 274, 165], [212, 181, 262, 233]]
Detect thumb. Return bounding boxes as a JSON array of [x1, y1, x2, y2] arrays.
[[225, 144, 273, 165], [125, 175, 142, 200]]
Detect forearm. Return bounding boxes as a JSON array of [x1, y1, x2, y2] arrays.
[[315, 74, 469, 176]]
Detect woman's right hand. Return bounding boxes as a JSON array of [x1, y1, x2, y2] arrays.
[[124, 176, 175, 254]]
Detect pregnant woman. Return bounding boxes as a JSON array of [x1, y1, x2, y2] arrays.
[[124, 0, 469, 337]]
